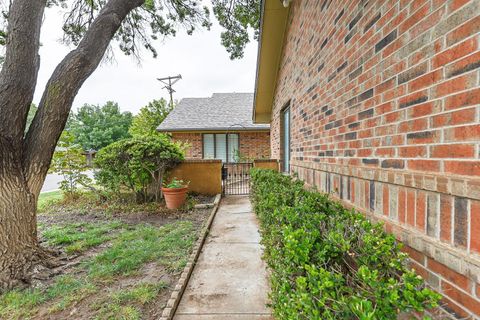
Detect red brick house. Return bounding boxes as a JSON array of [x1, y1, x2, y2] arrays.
[[253, 0, 480, 317], [158, 93, 270, 162]]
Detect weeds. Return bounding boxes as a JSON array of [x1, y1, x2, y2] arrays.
[[93, 282, 168, 320], [0, 275, 95, 319], [87, 221, 196, 279], [42, 221, 125, 254], [38, 190, 63, 212]]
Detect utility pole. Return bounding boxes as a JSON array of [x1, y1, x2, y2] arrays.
[[157, 74, 182, 108]]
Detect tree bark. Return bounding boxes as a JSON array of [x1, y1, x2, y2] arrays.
[[0, 0, 47, 291], [0, 0, 144, 290], [0, 0, 46, 141], [0, 137, 40, 289]]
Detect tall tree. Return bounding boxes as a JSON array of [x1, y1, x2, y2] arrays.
[[129, 98, 172, 137], [70, 101, 133, 150], [0, 0, 259, 290]]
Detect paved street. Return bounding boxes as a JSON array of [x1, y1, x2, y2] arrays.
[[41, 171, 94, 193], [41, 173, 63, 193]]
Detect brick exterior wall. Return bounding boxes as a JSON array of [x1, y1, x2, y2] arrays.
[[239, 131, 271, 160], [171, 133, 203, 159], [269, 0, 480, 318], [171, 131, 270, 160]]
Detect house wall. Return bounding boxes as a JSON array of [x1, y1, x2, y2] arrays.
[[254, 159, 280, 171], [169, 159, 222, 195], [171, 131, 271, 161], [269, 0, 480, 317], [171, 133, 203, 159], [239, 131, 271, 160]]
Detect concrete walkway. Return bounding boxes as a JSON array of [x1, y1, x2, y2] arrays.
[[174, 196, 272, 320]]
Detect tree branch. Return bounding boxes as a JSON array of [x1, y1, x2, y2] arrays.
[[24, 0, 144, 194], [0, 0, 46, 142]]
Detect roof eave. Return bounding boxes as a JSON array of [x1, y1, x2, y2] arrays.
[[252, 0, 290, 124], [157, 126, 270, 133]]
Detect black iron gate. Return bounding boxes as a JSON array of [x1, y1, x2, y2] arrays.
[[222, 162, 253, 195]]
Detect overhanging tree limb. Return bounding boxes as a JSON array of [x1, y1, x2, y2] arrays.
[[24, 0, 145, 194]]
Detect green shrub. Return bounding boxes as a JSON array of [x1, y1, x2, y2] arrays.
[[250, 169, 440, 320], [95, 135, 184, 202]]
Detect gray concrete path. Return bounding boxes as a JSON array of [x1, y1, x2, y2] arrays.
[[174, 196, 272, 320]]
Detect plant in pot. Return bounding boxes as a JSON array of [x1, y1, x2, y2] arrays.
[[162, 178, 189, 209]]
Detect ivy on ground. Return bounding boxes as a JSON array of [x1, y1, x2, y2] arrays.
[[250, 169, 441, 320]]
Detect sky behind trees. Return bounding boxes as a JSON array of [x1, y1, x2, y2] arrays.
[[34, 6, 258, 115]]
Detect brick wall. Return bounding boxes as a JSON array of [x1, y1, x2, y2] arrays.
[[239, 131, 271, 160], [171, 131, 270, 160], [269, 0, 480, 317], [171, 133, 203, 159]]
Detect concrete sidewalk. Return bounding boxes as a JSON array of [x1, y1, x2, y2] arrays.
[[173, 196, 272, 320]]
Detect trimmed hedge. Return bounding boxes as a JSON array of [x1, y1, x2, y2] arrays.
[[250, 169, 440, 320]]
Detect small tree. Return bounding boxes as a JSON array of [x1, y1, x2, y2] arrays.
[[95, 135, 184, 202], [49, 131, 92, 199], [129, 99, 173, 137]]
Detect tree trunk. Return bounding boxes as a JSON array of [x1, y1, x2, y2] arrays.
[[0, 188, 39, 290], [0, 138, 41, 290]]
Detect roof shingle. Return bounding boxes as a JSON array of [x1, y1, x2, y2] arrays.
[[157, 93, 270, 132]]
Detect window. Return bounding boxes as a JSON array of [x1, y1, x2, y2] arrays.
[[281, 105, 291, 173], [202, 133, 239, 162]]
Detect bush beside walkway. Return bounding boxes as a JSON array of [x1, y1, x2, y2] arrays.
[[250, 169, 440, 319]]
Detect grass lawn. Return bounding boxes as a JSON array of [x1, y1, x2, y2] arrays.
[[0, 192, 211, 320], [38, 190, 63, 210]]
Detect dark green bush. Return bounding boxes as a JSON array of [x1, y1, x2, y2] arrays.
[[95, 135, 184, 202], [250, 169, 440, 320]]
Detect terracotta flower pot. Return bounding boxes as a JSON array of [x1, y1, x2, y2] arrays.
[[162, 187, 188, 209]]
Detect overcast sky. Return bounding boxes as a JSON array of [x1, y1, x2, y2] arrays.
[[33, 6, 259, 115]]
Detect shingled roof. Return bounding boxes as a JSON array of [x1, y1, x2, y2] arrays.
[[157, 93, 270, 132]]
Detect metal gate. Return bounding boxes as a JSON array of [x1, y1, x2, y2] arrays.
[[222, 162, 253, 195]]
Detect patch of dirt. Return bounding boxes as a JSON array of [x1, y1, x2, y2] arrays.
[[39, 205, 211, 229], [36, 263, 176, 320], [30, 243, 107, 291], [38, 210, 109, 226], [115, 207, 210, 228], [191, 194, 216, 205]]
